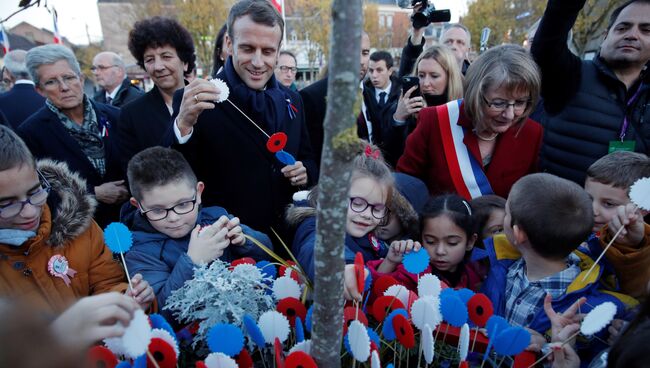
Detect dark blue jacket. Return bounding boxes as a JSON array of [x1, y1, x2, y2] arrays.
[[121, 205, 273, 321], [17, 98, 123, 226], [291, 215, 388, 282], [0, 83, 46, 129], [479, 234, 638, 360], [93, 78, 143, 108]]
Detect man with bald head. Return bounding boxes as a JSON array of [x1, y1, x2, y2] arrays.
[[92, 51, 142, 107]]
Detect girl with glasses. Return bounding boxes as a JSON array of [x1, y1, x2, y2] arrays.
[[287, 142, 395, 301]]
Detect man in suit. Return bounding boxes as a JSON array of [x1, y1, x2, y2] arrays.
[[171, 0, 316, 242], [440, 24, 472, 75], [91, 51, 142, 108], [299, 32, 371, 168], [17, 44, 127, 226], [0, 50, 46, 129]]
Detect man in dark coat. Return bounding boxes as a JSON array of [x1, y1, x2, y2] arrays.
[[171, 0, 316, 243], [532, 0, 650, 184], [91, 51, 142, 108], [300, 32, 371, 169], [17, 44, 127, 227], [0, 50, 46, 129]]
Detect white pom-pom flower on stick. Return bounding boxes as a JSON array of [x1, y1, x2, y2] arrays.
[[210, 78, 230, 103], [258, 310, 290, 344], [272, 276, 301, 300], [418, 274, 441, 298], [580, 302, 617, 336], [629, 177, 650, 211], [348, 320, 371, 362], [289, 340, 312, 355], [104, 309, 152, 359], [384, 284, 410, 308], [459, 323, 470, 361], [411, 297, 442, 331], [422, 324, 435, 364], [204, 352, 238, 368], [371, 349, 381, 368]]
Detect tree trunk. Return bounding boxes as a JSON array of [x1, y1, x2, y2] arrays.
[[311, 0, 362, 367]]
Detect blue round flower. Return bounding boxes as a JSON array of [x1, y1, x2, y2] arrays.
[[402, 247, 430, 274], [149, 314, 177, 344], [207, 323, 244, 357], [295, 316, 305, 342], [440, 295, 468, 327], [456, 288, 475, 304], [305, 305, 313, 333], [382, 309, 408, 341], [256, 260, 277, 279], [243, 314, 266, 348]]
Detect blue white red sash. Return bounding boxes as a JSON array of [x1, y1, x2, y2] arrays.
[[437, 100, 494, 200]]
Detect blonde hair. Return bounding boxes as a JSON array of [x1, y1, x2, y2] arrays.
[[413, 45, 464, 101], [463, 44, 540, 133]]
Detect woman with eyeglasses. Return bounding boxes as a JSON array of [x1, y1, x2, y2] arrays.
[[16, 44, 127, 227], [396, 45, 543, 200]]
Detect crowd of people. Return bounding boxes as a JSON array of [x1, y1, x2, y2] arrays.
[[0, 0, 649, 366]]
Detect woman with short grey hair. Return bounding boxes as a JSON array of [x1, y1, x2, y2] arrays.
[[17, 44, 128, 226], [397, 44, 543, 200]]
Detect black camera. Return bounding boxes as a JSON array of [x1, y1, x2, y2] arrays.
[[396, 0, 451, 29]]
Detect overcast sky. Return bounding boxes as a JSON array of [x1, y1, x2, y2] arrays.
[[0, 0, 468, 46]]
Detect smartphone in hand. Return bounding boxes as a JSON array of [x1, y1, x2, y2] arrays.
[[401, 76, 421, 98]]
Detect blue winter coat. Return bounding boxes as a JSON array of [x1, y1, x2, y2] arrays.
[[121, 205, 273, 320], [479, 234, 638, 360], [292, 215, 388, 282]]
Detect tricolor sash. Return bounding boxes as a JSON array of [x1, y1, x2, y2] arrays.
[[437, 100, 494, 200]]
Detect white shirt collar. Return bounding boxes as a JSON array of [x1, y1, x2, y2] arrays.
[[105, 82, 122, 100], [14, 79, 35, 86], [375, 82, 391, 101]]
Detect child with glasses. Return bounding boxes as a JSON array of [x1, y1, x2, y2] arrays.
[[0, 125, 153, 315], [123, 147, 272, 322], [287, 142, 395, 301]]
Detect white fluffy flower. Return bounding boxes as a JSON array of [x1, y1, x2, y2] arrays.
[[580, 302, 617, 336], [629, 177, 650, 211], [210, 78, 230, 103]]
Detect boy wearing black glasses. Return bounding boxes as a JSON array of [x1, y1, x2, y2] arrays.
[[123, 146, 272, 322], [0, 125, 153, 314]]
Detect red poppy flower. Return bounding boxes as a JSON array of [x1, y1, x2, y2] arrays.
[[285, 351, 317, 368], [147, 337, 177, 368], [373, 275, 399, 297], [277, 297, 307, 328], [235, 348, 253, 368], [467, 293, 494, 328], [459, 361, 469, 368], [266, 132, 288, 153], [230, 257, 256, 270], [274, 338, 285, 368], [371, 295, 405, 322], [87, 346, 117, 368], [513, 351, 537, 368], [354, 252, 365, 295], [195, 362, 207, 368], [392, 314, 415, 349], [343, 306, 369, 335], [279, 261, 301, 284]]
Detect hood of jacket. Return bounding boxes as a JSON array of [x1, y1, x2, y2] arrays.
[[37, 159, 97, 247]]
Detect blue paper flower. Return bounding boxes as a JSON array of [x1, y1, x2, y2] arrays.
[[104, 222, 133, 253], [149, 314, 177, 344], [440, 287, 457, 300], [440, 295, 468, 327], [402, 247, 430, 274], [456, 288, 475, 304], [485, 315, 509, 338], [382, 309, 409, 341], [256, 260, 277, 279], [132, 355, 146, 368], [295, 316, 305, 342], [207, 323, 244, 357], [116, 362, 132, 368], [343, 332, 352, 354], [276, 150, 296, 165], [367, 327, 380, 347], [493, 327, 531, 356], [305, 306, 313, 333], [243, 314, 266, 348], [364, 266, 372, 292]]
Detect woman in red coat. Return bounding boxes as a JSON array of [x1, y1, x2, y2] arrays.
[[397, 45, 543, 200]]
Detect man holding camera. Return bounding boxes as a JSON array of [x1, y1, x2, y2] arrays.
[[532, 0, 650, 184]]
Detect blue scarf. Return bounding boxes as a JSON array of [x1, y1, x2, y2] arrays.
[[222, 56, 292, 133]]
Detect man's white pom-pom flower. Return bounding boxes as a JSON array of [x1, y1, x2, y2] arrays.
[[629, 177, 650, 211], [580, 301, 617, 336], [210, 78, 230, 103]]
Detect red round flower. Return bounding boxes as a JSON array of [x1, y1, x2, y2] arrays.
[[279, 261, 301, 284], [235, 348, 254, 368], [147, 337, 177, 368], [513, 351, 537, 368], [277, 297, 307, 328], [354, 252, 365, 295], [392, 314, 415, 349], [195, 362, 207, 368], [459, 361, 469, 368], [372, 275, 399, 297], [87, 346, 117, 368], [371, 295, 405, 322], [343, 306, 368, 335], [285, 351, 317, 368], [467, 293, 494, 328], [230, 257, 256, 270], [266, 132, 288, 153]]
